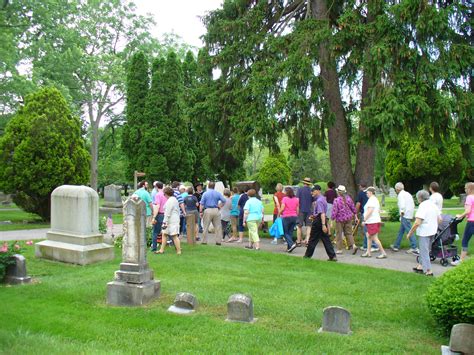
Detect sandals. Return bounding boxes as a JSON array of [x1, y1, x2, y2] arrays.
[[361, 253, 371, 258], [296, 242, 302, 247], [412, 267, 423, 273], [154, 250, 164, 254]]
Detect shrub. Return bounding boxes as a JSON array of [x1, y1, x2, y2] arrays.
[[0, 241, 23, 282], [426, 259, 474, 333], [0, 87, 90, 221], [257, 154, 291, 193], [388, 207, 400, 222]]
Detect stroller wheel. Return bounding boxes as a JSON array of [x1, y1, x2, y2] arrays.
[[440, 258, 449, 267], [416, 255, 420, 263]]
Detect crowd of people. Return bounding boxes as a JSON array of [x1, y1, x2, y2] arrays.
[[130, 178, 474, 275]]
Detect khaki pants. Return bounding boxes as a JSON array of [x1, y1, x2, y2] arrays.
[[202, 208, 222, 243], [336, 220, 355, 250]]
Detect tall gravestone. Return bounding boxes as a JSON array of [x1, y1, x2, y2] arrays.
[[106, 198, 160, 306], [103, 184, 123, 208], [35, 185, 114, 265]]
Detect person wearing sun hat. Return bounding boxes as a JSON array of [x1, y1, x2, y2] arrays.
[[296, 177, 313, 246], [361, 186, 387, 258], [331, 184, 358, 255]]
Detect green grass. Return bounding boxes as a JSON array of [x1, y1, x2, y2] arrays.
[[0, 209, 49, 231], [0, 245, 447, 353]]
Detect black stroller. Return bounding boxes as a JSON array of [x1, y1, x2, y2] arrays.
[[417, 215, 463, 267]]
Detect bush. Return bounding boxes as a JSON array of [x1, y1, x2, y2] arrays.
[[257, 154, 291, 193], [388, 207, 400, 222], [426, 259, 474, 333], [0, 87, 90, 221], [0, 241, 23, 282]]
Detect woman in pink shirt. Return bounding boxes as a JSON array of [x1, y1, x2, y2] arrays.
[[280, 187, 299, 253], [453, 182, 474, 265]]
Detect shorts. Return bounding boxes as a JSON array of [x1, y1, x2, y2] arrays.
[[366, 223, 381, 236], [297, 212, 311, 227]]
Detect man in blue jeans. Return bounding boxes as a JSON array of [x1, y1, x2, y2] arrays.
[[355, 182, 378, 251], [391, 182, 419, 254]]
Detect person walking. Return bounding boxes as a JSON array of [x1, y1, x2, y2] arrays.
[[331, 185, 359, 255], [243, 189, 264, 250], [324, 181, 337, 236], [429, 181, 443, 212], [132, 181, 153, 227], [151, 181, 167, 252], [297, 177, 313, 246], [220, 189, 233, 243], [356, 182, 378, 252], [390, 182, 419, 254], [237, 187, 249, 243], [183, 186, 199, 241], [272, 183, 285, 244], [200, 181, 226, 245], [361, 187, 387, 259], [452, 182, 474, 266], [156, 187, 181, 255], [304, 185, 337, 261], [407, 190, 441, 276], [280, 187, 299, 253], [194, 183, 204, 233]]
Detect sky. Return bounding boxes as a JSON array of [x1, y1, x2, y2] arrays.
[[134, 0, 224, 48]]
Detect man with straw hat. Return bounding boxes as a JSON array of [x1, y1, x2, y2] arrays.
[[297, 177, 313, 246]]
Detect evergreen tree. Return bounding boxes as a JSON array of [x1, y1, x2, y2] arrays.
[[122, 52, 149, 177], [0, 87, 89, 220]]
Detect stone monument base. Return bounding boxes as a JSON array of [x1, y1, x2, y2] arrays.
[[36, 231, 114, 265], [107, 280, 160, 306], [6, 274, 32, 285]]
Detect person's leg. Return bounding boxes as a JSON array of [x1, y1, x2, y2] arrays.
[[151, 216, 159, 251], [238, 216, 244, 242], [419, 236, 431, 273], [158, 233, 168, 253], [335, 222, 343, 252], [321, 227, 337, 260], [297, 212, 304, 244], [364, 234, 374, 256], [393, 219, 406, 249], [461, 221, 473, 261], [304, 214, 311, 244], [221, 220, 227, 242], [172, 235, 181, 254], [202, 209, 211, 243], [343, 220, 355, 247], [373, 235, 386, 256], [249, 221, 259, 249], [230, 216, 238, 240], [210, 209, 222, 245], [304, 220, 319, 258]]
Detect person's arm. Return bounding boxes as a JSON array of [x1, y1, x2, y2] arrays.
[[363, 207, 374, 223], [279, 202, 286, 215], [456, 200, 471, 219], [407, 217, 422, 238], [399, 194, 406, 217], [355, 201, 361, 214], [321, 212, 328, 234], [274, 195, 281, 216], [200, 194, 206, 214], [243, 209, 249, 226]]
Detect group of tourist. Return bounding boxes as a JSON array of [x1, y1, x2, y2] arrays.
[[131, 178, 474, 274]]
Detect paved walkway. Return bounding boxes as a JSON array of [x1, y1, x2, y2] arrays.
[[0, 223, 456, 276]]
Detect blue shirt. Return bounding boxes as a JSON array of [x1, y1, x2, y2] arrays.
[[297, 186, 313, 213], [243, 197, 263, 222], [238, 193, 249, 217], [356, 190, 368, 214], [200, 189, 226, 209], [134, 188, 152, 216], [230, 194, 240, 216]]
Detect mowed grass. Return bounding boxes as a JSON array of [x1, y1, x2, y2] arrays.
[[0, 209, 49, 231], [0, 245, 447, 354]]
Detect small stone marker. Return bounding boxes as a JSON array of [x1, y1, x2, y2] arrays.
[[168, 292, 198, 314], [5, 254, 31, 285], [389, 187, 397, 198], [103, 184, 123, 208], [449, 323, 474, 354], [226, 294, 255, 323], [106, 198, 160, 306], [318, 306, 352, 335], [35, 185, 114, 265]]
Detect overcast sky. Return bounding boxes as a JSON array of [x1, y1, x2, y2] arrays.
[[134, 0, 224, 48]]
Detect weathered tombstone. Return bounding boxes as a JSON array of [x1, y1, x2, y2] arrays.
[[381, 194, 386, 207], [318, 306, 352, 335], [389, 188, 397, 198], [168, 292, 198, 314], [103, 184, 123, 208], [106, 198, 160, 306], [185, 213, 195, 245], [0, 191, 12, 205], [226, 294, 255, 323], [235, 181, 261, 198], [35, 185, 114, 265], [5, 254, 31, 285], [449, 323, 474, 354]]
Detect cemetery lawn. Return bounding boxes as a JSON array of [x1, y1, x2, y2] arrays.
[[0, 209, 49, 231], [0, 246, 447, 354]]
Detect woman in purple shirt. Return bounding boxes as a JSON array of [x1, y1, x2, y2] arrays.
[[331, 185, 359, 255]]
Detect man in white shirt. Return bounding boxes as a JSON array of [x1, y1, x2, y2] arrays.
[[429, 181, 443, 212], [407, 190, 441, 276], [391, 182, 419, 254]]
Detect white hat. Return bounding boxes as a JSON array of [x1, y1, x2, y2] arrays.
[[336, 185, 347, 193]]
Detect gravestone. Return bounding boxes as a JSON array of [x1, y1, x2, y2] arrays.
[[0, 191, 12, 205], [389, 188, 397, 198], [106, 198, 160, 306], [35, 185, 114, 265], [226, 294, 255, 323], [5, 254, 31, 285], [103, 184, 123, 208], [168, 292, 198, 314], [449, 323, 474, 354], [318, 306, 352, 335]]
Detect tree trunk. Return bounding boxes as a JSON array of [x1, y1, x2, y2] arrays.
[[354, 0, 379, 187], [90, 120, 99, 191], [312, 0, 356, 197]]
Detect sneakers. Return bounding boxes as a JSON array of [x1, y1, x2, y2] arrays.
[[287, 243, 297, 253], [360, 246, 367, 251], [451, 259, 461, 266], [335, 250, 343, 255], [361, 252, 371, 258], [270, 240, 278, 245], [376, 254, 387, 259], [371, 247, 380, 252], [244, 245, 253, 249], [406, 248, 419, 255], [390, 245, 399, 252]]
